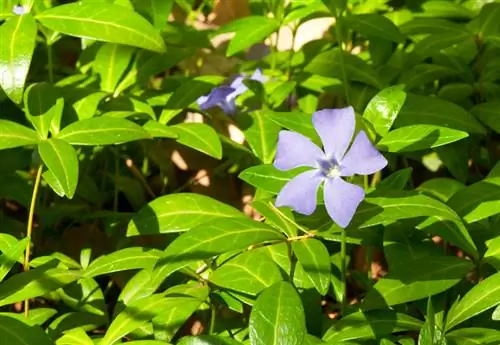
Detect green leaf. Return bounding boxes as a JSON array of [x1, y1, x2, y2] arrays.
[[342, 13, 405, 43], [152, 218, 284, 293], [377, 125, 468, 152], [94, 43, 136, 93], [0, 262, 80, 307], [0, 237, 28, 282], [239, 164, 306, 194], [324, 310, 422, 342], [470, 101, 500, 134], [170, 123, 223, 159], [24, 82, 64, 139], [0, 120, 41, 149], [101, 294, 197, 345], [0, 13, 37, 104], [36, 3, 166, 53], [251, 199, 297, 237], [446, 328, 500, 345], [237, 111, 280, 164], [143, 121, 178, 139], [363, 85, 406, 137], [417, 178, 464, 202], [292, 239, 330, 295], [306, 48, 382, 88], [56, 327, 94, 345], [210, 250, 282, 296], [362, 256, 472, 309], [395, 94, 486, 135], [484, 236, 500, 269], [265, 111, 321, 144], [127, 193, 244, 236], [446, 271, 500, 331], [133, 0, 173, 29], [399, 64, 459, 91], [0, 315, 53, 345], [177, 336, 241, 345], [57, 117, 150, 145], [249, 281, 306, 345], [221, 16, 280, 57], [376, 168, 413, 192], [84, 247, 162, 278], [38, 138, 79, 199]]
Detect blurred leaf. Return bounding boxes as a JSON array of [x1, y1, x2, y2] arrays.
[[36, 3, 166, 52], [38, 138, 79, 199], [0, 315, 53, 345], [363, 85, 406, 137], [249, 281, 306, 345], [0, 13, 37, 104], [170, 123, 223, 159], [342, 13, 405, 43], [0, 237, 28, 282], [470, 101, 500, 134], [57, 117, 150, 145], [446, 328, 500, 345], [133, 0, 173, 29], [56, 327, 93, 345], [143, 121, 178, 139], [377, 125, 468, 152], [178, 336, 241, 345]]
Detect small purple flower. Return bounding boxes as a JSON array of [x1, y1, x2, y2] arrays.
[[197, 69, 267, 115], [273, 107, 387, 228], [12, 5, 26, 15]]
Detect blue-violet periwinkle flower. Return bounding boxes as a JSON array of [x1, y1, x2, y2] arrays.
[[197, 69, 267, 115], [273, 107, 388, 228]]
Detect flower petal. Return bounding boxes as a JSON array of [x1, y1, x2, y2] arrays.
[[274, 131, 325, 171], [340, 131, 388, 176], [312, 107, 356, 162], [197, 86, 235, 110], [276, 170, 323, 215], [250, 68, 268, 83], [324, 177, 365, 228]]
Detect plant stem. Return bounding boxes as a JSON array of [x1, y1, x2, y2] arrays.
[[209, 304, 216, 334], [340, 227, 347, 316], [23, 165, 43, 318]]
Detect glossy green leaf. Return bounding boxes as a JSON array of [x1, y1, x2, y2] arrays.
[[57, 117, 150, 145], [376, 168, 413, 192], [0, 263, 80, 307], [239, 164, 307, 194], [221, 16, 280, 56], [143, 121, 178, 139], [177, 335, 241, 345], [84, 247, 162, 277], [249, 281, 306, 345], [94, 43, 136, 93], [395, 94, 486, 135], [342, 13, 405, 43], [323, 310, 423, 342], [151, 218, 284, 293], [446, 328, 500, 345], [56, 327, 93, 345], [24, 83, 64, 139], [252, 199, 297, 237], [36, 3, 166, 52], [417, 178, 464, 202], [127, 193, 244, 236], [362, 256, 472, 309], [58, 277, 105, 316], [170, 123, 223, 159], [470, 101, 500, 134], [363, 85, 406, 137], [306, 48, 382, 88], [292, 238, 330, 295], [0, 13, 37, 104], [264, 111, 320, 144], [446, 271, 500, 331], [0, 120, 40, 149], [0, 237, 28, 282], [238, 111, 280, 164], [0, 315, 53, 345], [210, 250, 282, 296], [38, 138, 79, 199], [377, 125, 468, 152], [101, 294, 197, 345]]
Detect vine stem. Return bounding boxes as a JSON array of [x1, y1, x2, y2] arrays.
[[23, 165, 44, 318]]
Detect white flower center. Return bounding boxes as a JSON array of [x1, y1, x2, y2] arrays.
[[326, 164, 342, 178], [317, 158, 342, 179]]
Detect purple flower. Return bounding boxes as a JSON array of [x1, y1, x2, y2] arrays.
[[197, 69, 267, 115], [273, 107, 387, 228], [12, 5, 25, 15]]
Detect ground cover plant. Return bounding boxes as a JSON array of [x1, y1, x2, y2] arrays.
[[1, 0, 500, 344]]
